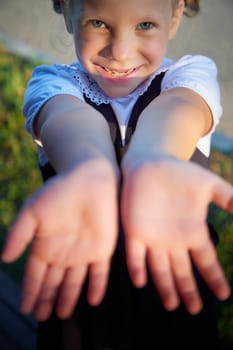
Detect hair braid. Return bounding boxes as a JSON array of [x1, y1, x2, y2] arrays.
[[184, 0, 200, 17]]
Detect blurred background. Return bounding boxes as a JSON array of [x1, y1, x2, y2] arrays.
[[0, 0, 232, 349]]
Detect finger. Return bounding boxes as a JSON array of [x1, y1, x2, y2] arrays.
[[20, 255, 47, 315], [191, 241, 231, 301], [211, 175, 233, 213], [147, 249, 179, 311], [125, 240, 147, 287], [34, 265, 65, 321], [170, 251, 202, 314], [1, 208, 37, 262], [87, 260, 111, 306], [56, 265, 87, 319]]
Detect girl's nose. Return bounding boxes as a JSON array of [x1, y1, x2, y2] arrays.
[[109, 32, 133, 62]]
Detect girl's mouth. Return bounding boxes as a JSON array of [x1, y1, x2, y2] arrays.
[[103, 66, 135, 77], [95, 64, 140, 80]]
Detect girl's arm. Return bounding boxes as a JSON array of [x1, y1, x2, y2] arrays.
[[121, 87, 233, 314], [2, 95, 119, 321], [122, 87, 212, 162], [35, 94, 119, 173]]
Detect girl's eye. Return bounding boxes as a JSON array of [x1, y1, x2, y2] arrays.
[[90, 20, 106, 28], [138, 22, 154, 30]]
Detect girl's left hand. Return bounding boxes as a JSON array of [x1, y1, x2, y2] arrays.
[[121, 157, 233, 314]]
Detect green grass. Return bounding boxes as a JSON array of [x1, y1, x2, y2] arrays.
[[0, 44, 42, 281], [0, 43, 232, 345], [209, 152, 233, 347]]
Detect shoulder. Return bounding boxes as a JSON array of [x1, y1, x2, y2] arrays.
[[28, 62, 83, 86], [160, 54, 222, 122], [159, 54, 221, 104], [162, 54, 218, 77], [160, 54, 220, 94], [23, 62, 85, 134], [23, 62, 85, 114]]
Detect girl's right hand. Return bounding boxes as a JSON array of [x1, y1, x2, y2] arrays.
[[1, 159, 119, 321]]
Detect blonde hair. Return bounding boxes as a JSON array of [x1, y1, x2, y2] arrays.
[[52, 0, 200, 17]]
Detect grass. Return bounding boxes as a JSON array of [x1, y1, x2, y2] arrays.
[[0, 43, 232, 345], [209, 152, 233, 347], [0, 43, 42, 282]]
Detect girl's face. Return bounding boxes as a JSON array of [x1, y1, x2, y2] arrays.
[[64, 0, 184, 97]]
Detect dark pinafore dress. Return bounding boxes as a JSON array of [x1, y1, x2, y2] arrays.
[[37, 73, 220, 350]]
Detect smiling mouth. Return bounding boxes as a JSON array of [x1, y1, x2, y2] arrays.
[[102, 66, 136, 77]]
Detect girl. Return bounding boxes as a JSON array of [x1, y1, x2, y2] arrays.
[[2, 0, 233, 348]]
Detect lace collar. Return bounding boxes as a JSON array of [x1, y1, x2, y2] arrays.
[[63, 61, 169, 105]]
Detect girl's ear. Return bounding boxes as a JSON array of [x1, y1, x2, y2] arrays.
[[168, 0, 185, 40], [60, 0, 73, 33]]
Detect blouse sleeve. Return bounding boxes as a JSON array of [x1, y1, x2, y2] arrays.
[[161, 55, 223, 131], [23, 64, 84, 139]]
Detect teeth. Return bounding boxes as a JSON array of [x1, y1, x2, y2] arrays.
[[104, 67, 134, 76]]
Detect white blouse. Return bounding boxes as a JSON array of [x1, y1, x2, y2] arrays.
[[23, 55, 223, 166]]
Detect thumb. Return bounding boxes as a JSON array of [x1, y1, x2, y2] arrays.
[[1, 208, 37, 262], [211, 174, 233, 213]]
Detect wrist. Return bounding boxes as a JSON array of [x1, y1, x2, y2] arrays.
[[63, 156, 120, 182], [121, 149, 177, 176]]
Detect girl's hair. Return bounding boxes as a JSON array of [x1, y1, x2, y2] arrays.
[[183, 0, 200, 17], [52, 0, 200, 17]]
